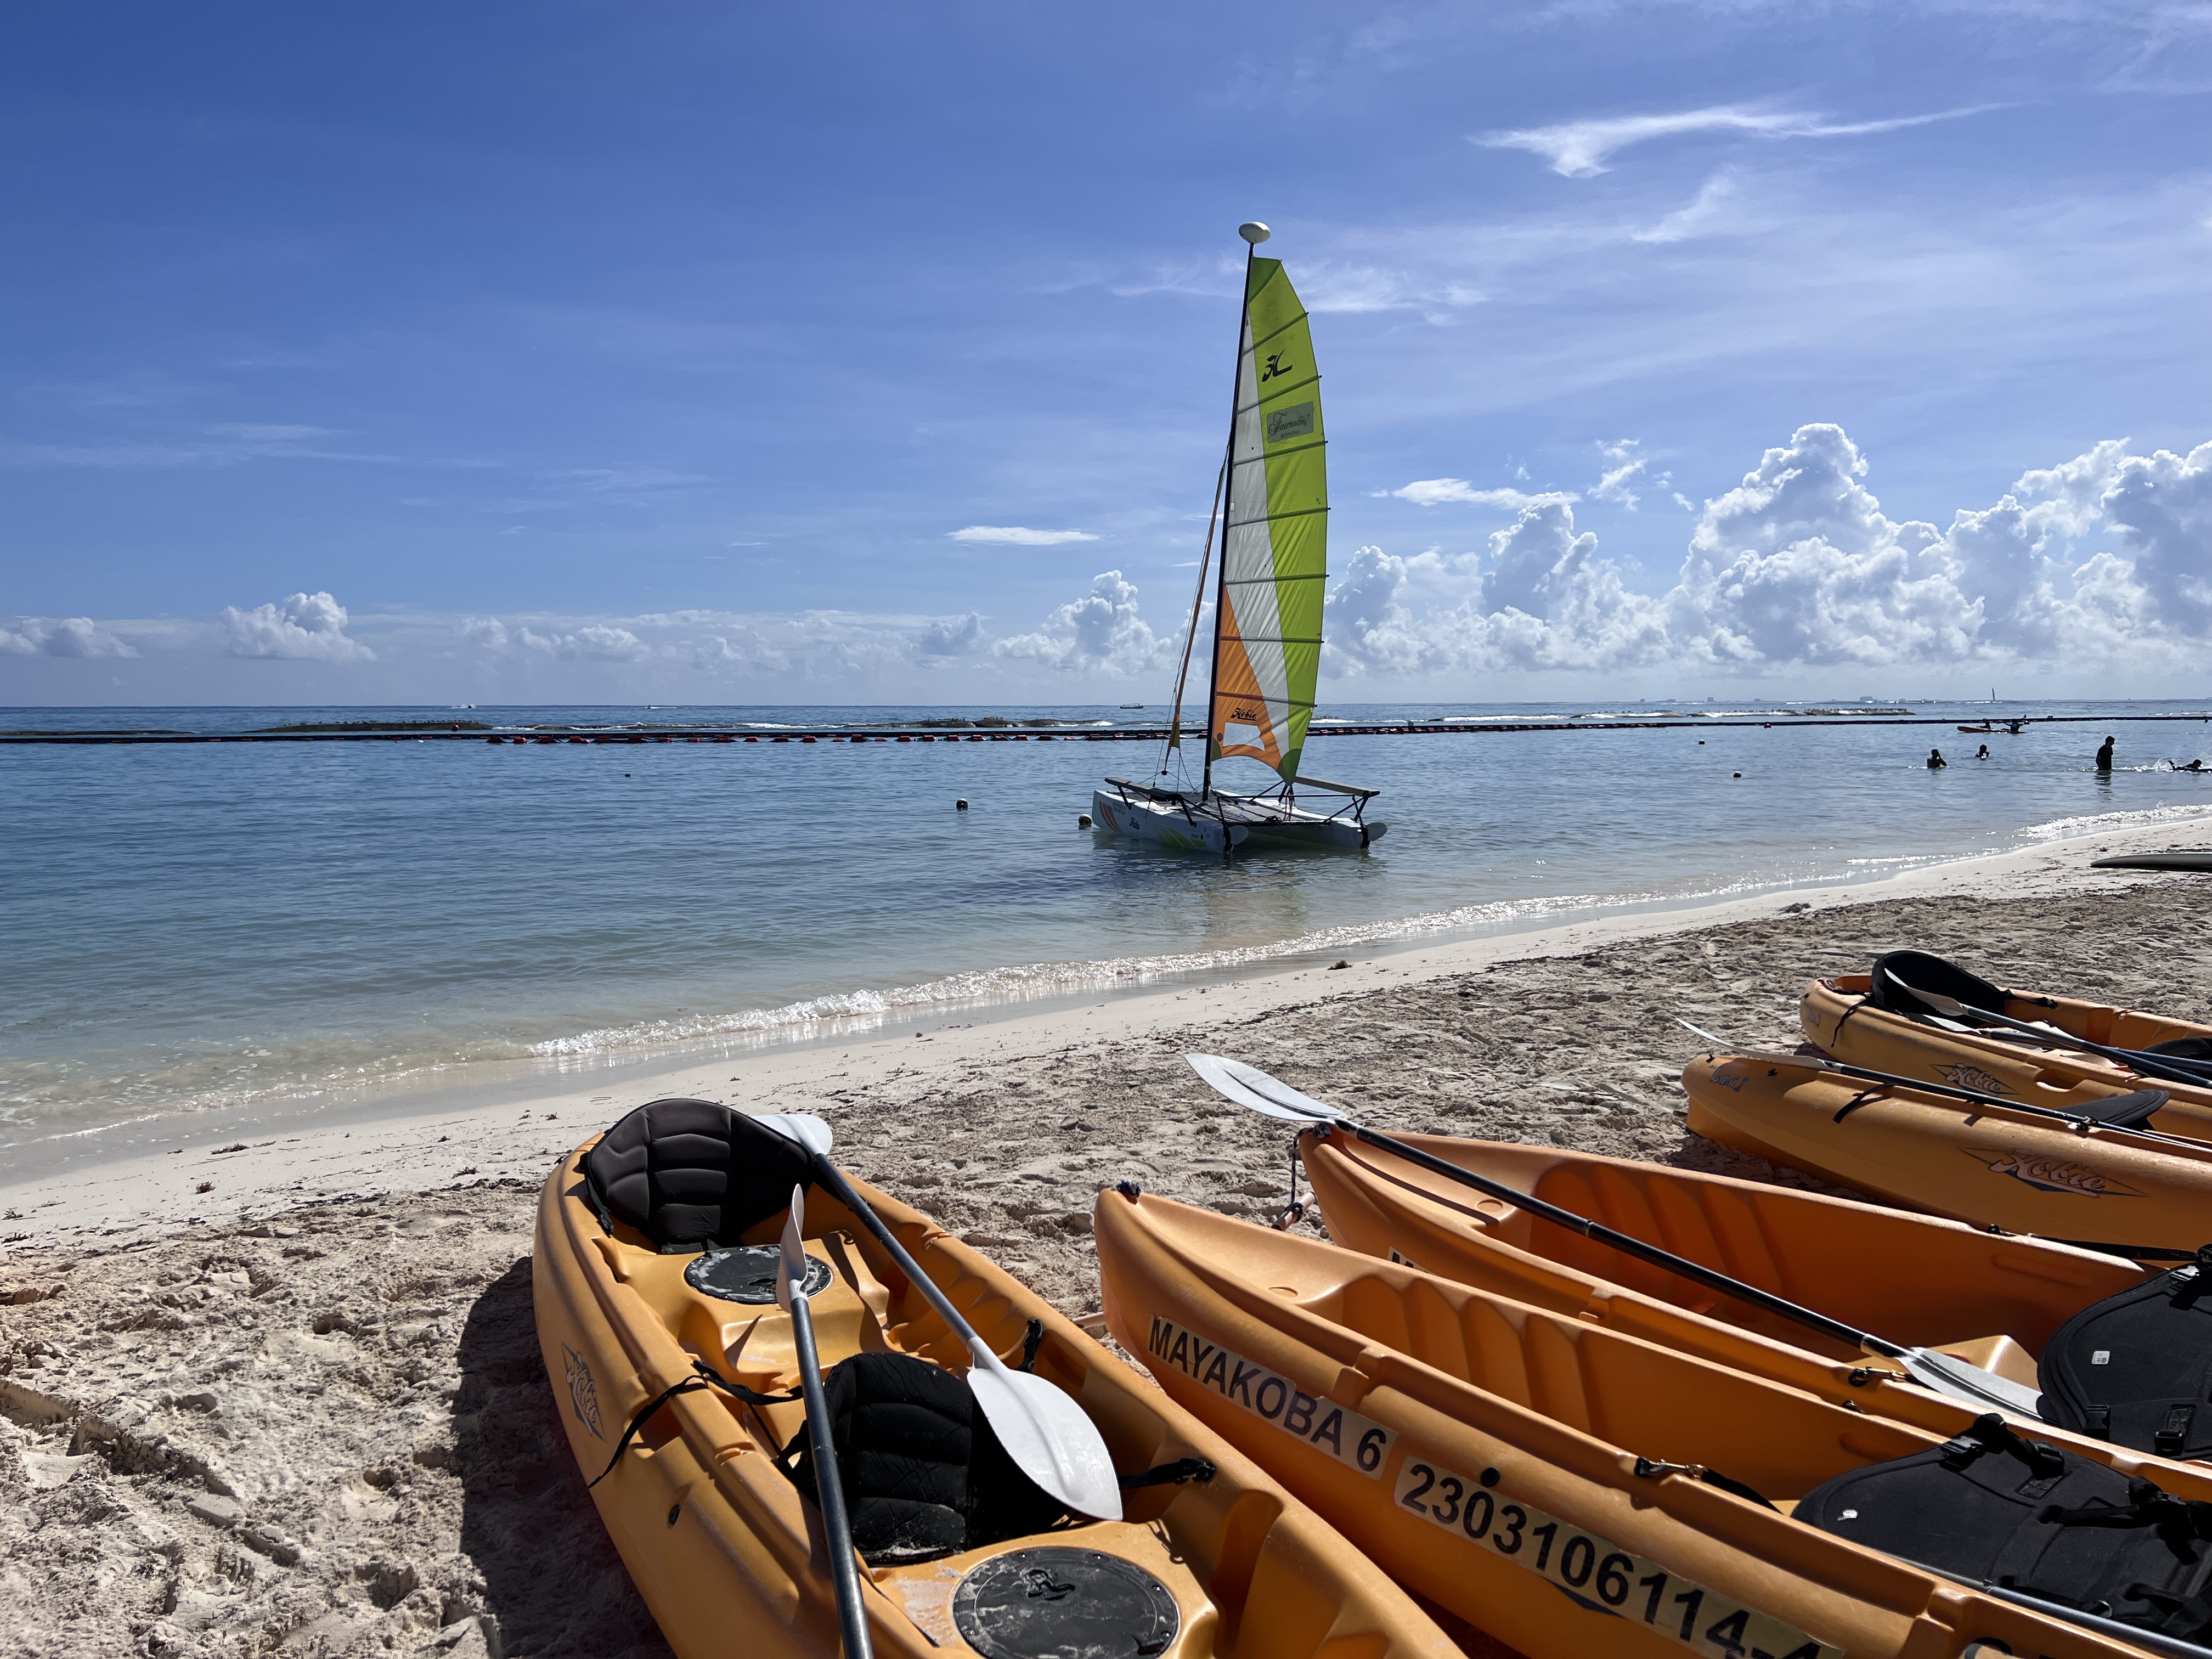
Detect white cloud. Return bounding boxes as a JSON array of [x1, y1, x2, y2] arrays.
[[994, 570, 1171, 673], [1477, 103, 1999, 178], [1590, 440, 1647, 509], [516, 624, 652, 662], [1633, 170, 1741, 244], [949, 526, 1099, 545], [1390, 479, 1579, 509], [1326, 422, 2212, 682], [0, 616, 137, 658], [915, 612, 985, 657], [217, 591, 375, 661]]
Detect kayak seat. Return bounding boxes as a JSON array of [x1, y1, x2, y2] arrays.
[[582, 1097, 814, 1254], [1868, 950, 2009, 1020], [1799, 1413, 2212, 1640], [786, 1350, 1066, 1564], [2040, 1254, 2212, 1461], [2148, 1036, 2212, 1061], [2064, 1089, 2169, 1129]]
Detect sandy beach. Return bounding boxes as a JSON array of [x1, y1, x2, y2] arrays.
[[5, 814, 2210, 1658]]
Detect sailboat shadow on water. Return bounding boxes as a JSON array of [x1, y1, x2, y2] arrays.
[[1090, 221, 1387, 859]]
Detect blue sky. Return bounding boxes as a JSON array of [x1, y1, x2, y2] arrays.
[[5, 2, 2210, 703]]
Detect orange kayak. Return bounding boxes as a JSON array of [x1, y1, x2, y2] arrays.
[[535, 1104, 1459, 1659], [1296, 1125, 2147, 1438], [1681, 1051, 2212, 1248], [1802, 967, 2212, 1142], [1094, 1186, 2179, 1659]]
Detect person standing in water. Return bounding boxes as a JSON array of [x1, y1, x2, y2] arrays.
[[1977, 743, 1990, 759], [2096, 735, 2116, 772], [1927, 747, 1948, 769]]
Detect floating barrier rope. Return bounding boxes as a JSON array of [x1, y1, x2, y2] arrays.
[[4, 713, 2206, 746]]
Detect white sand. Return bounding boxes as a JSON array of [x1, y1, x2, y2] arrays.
[[4, 811, 2209, 1657]]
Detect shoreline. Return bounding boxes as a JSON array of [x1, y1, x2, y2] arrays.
[[7, 808, 2205, 1254], [5, 819, 2209, 1659]]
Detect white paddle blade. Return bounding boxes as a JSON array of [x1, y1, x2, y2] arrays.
[[1187, 1054, 1335, 1122], [755, 1111, 834, 1156], [967, 1362, 1124, 1523], [1901, 1347, 2045, 1418], [776, 1184, 808, 1312]]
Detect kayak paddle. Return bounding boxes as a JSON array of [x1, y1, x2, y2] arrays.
[[1187, 1052, 2046, 1418], [1675, 1019, 2198, 1153], [778, 1139, 1124, 1523], [779, 1186, 874, 1659], [1889, 978, 2212, 1090]]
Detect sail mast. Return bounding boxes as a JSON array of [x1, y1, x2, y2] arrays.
[[1203, 222, 1267, 800], [1160, 450, 1228, 776]]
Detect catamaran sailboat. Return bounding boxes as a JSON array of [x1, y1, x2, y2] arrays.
[[1091, 222, 1385, 856]]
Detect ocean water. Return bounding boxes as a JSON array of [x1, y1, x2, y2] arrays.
[[5, 698, 2210, 1154]]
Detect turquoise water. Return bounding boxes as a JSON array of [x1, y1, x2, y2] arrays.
[[5, 699, 2210, 1146]]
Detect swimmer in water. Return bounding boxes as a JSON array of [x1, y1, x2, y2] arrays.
[[1977, 743, 1990, 759], [1927, 747, 1948, 769], [2096, 735, 2116, 771]]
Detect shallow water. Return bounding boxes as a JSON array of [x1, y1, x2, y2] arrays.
[[5, 698, 2209, 1142]]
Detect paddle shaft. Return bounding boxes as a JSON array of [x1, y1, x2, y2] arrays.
[[1726, 1049, 2198, 1152], [806, 1157, 991, 1358], [1897, 981, 2212, 1089], [787, 1290, 874, 1659], [1909, 1559, 2212, 1658], [1329, 1120, 1901, 1359]]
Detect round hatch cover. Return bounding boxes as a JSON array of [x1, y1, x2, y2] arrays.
[[952, 1547, 1180, 1659], [684, 1245, 831, 1304]]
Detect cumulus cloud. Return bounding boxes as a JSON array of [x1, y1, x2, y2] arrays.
[[455, 604, 992, 680], [994, 570, 1171, 673], [1477, 104, 1997, 178], [217, 591, 375, 661], [915, 612, 984, 656], [518, 624, 652, 661], [0, 616, 137, 657], [1389, 479, 1578, 509], [1326, 422, 2212, 681], [949, 526, 1098, 546]]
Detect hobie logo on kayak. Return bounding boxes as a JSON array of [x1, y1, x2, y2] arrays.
[[1963, 1147, 2145, 1199], [1936, 1062, 2011, 1096], [563, 1344, 604, 1440], [1146, 1317, 1395, 1480]]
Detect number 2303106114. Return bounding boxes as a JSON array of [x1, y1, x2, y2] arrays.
[[1390, 1457, 1839, 1659]]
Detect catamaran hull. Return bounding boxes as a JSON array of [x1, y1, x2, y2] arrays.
[[1091, 790, 1247, 854], [1239, 816, 1385, 850]]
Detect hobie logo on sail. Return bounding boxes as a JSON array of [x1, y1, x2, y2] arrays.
[[1147, 1316, 1395, 1479], [1962, 1147, 2145, 1199], [1266, 402, 1315, 443]]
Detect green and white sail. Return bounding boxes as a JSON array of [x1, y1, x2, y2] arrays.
[[1208, 257, 1326, 782]]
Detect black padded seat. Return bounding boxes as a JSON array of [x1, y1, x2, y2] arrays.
[[1869, 950, 2011, 1019], [788, 1351, 1068, 1564], [581, 1097, 814, 1252]]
